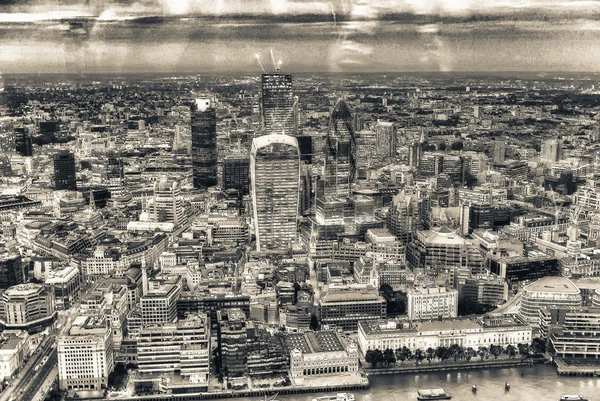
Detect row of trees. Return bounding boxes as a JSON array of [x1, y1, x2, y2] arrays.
[[365, 339, 547, 368]]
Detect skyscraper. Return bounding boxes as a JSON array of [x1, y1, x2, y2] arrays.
[[147, 178, 186, 227], [105, 152, 124, 193], [493, 140, 505, 164], [261, 73, 294, 135], [324, 99, 355, 198], [408, 141, 422, 169], [222, 155, 250, 195], [376, 121, 396, 158], [191, 98, 217, 189], [54, 151, 77, 191], [541, 138, 563, 163], [251, 134, 300, 252], [14, 127, 32, 157]]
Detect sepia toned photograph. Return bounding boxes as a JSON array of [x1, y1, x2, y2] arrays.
[[0, 1, 600, 401]]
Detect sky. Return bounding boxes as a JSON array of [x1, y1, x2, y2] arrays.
[[1, 0, 600, 74]]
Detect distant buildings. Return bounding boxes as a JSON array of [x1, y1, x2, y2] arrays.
[[53, 151, 77, 191], [58, 314, 114, 391], [375, 121, 396, 158], [492, 140, 505, 164], [251, 134, 300, 252], [407, 287, 458, 321], [14, 127, 32, 157], [261, 73, 294, 135], [191, 98, 218, 189], [541, 138, 563, 163]]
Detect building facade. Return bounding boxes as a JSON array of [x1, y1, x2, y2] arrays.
[[54, 151, 77, 191], [407, 287, 458, 321], [261, 73, 294, 135], [251, 134, 300, 252], [191, 98, 218, 189]]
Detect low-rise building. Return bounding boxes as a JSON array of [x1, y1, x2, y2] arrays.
[[357, 314, 532, 355], [1, 283, 56, 331], [286, 330, 359, 384], [319, 286, 386, 331]]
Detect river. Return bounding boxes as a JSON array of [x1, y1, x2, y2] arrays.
[[242, 365, 600, 401]]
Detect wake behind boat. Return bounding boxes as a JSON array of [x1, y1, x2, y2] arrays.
[[417, 388, 452, 400], [311, 393, 356, 401]]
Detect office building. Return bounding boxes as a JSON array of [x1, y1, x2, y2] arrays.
[[58, 315, 114, 391], [45, 264, 81, 311], [147, 178, 186, 227], [261, 73, 294, 135], [0, 332, 30, 380], [488, 253, 559, 282], [408, 142, 421, 169], [358, 314, 532, 355], [140, 282, 182, 327], [519, 277, 582, 324], [251, 134, 300, 252], [137, 314, 210, 386], [407, 287, 458, 320], [222, 155, 250, 195], [105, 152, 124, 194], [419, 153, 443, 177], [387, 191, 421, 244], [541, 138, 563, 163], [14, 127, 32, 157], [0, 251, 24, 290], [375, 121, 396, 158], [191, 98, 218, 189], [319, 286, 386, 331], [54, 151, 77, 191], [541, 306, 600, 359], [2, 284, 55, 328], [216, 308, 248, 378], [324, 99, 356, 198], [493, 140, 505, 164]]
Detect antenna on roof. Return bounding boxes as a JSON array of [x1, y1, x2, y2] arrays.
[[255, 54, 266, 73], [269, 48, 278, 72]]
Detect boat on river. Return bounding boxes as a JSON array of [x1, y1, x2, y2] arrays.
[[560, 396, 587, 401], [311, 393, 355, 401], [417, 388, 452, 400]]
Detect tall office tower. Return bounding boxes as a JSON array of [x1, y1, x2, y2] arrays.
[[14, 127, 32, 157], [387, 191, 421, 245], [222, 155, 250, 196], [0, 70, 4, 93], [0, 251, 24, 290], [54, 151, 77, 190], [541, 138, 563, 163], [324, 99, 356, 198], [147, 178, 186, 227], [492, 140, 505, 164], [216, 309, 248, 378], [58, 315, 114, 391], [191, 98, 218, 189], [105, 152, 124, 194], [375, 121, 396, 158], [251, 134, 300, 252], [408, 141, 421, 169], [261, 73, 294, 135]]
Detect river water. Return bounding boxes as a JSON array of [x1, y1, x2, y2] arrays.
[[247, 365, 600, 401]]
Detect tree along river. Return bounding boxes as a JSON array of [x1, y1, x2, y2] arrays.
[[241, 364, 600, 401]]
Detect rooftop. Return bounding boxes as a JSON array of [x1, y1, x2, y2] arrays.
[[525, 276, 579, 294]]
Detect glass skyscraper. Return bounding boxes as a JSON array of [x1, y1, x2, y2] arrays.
[[261, 73, 294, 135], [54, 151, 77, 191], [191, 98, 218, 189], [324, 99, 356, 199], [251, 134, 300, 252]]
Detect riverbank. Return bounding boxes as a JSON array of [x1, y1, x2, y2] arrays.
[[364, 357, 545, 375]]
